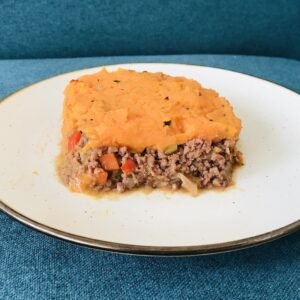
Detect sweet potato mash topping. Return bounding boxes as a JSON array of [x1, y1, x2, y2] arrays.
[[62, 68, 241, 152]]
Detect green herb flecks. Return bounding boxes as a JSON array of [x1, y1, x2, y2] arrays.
[[163, 120, 172, 126]]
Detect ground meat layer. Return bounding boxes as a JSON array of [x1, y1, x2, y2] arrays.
[[59, 138, 242, 194]]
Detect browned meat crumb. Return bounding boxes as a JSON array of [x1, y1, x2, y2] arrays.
[[59, 136, 242, 194]]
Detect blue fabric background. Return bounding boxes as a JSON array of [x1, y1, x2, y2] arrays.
[[0, 0, 300, 59], [1, 1, 300, 299], [0, 55, 300, 299]]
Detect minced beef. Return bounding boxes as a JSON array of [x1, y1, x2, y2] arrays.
[[60, 136, 242, 193]]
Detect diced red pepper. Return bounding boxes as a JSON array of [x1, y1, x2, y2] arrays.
[[100, 153, 119, 170], [68, 131, 81, 152], [121, 159, 136, 174]]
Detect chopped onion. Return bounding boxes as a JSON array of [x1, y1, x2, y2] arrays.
[[177, 173, 198, 196], [164, 144, 178, 155]]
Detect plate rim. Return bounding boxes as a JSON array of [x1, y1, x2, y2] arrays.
[[1, 201, 299, 256], [0, 62, 299, 256]]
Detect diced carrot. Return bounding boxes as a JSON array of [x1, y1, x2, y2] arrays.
[[68, 131, 81, 152], [100, 153, 119, 170], [95, 171, 108, 184], [121, 159, 136, 174]]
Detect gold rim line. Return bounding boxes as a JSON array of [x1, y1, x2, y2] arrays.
[[1, 200, 299, 256], [0, 62, 299, 255]]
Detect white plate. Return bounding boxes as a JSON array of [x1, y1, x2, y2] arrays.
[[0, 63, 299, 255]]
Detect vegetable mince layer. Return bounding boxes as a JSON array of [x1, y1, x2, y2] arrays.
[[59, 68, 242, 194]]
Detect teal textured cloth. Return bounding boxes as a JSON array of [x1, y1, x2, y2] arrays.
[[0, 0, 300, 59], [0, 55, 299, 300]]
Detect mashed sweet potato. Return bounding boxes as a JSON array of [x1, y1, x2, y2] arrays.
[[62, 68, 241, 153]]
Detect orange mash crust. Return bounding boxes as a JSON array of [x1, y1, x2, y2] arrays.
[[62, 68, 241, 152]]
